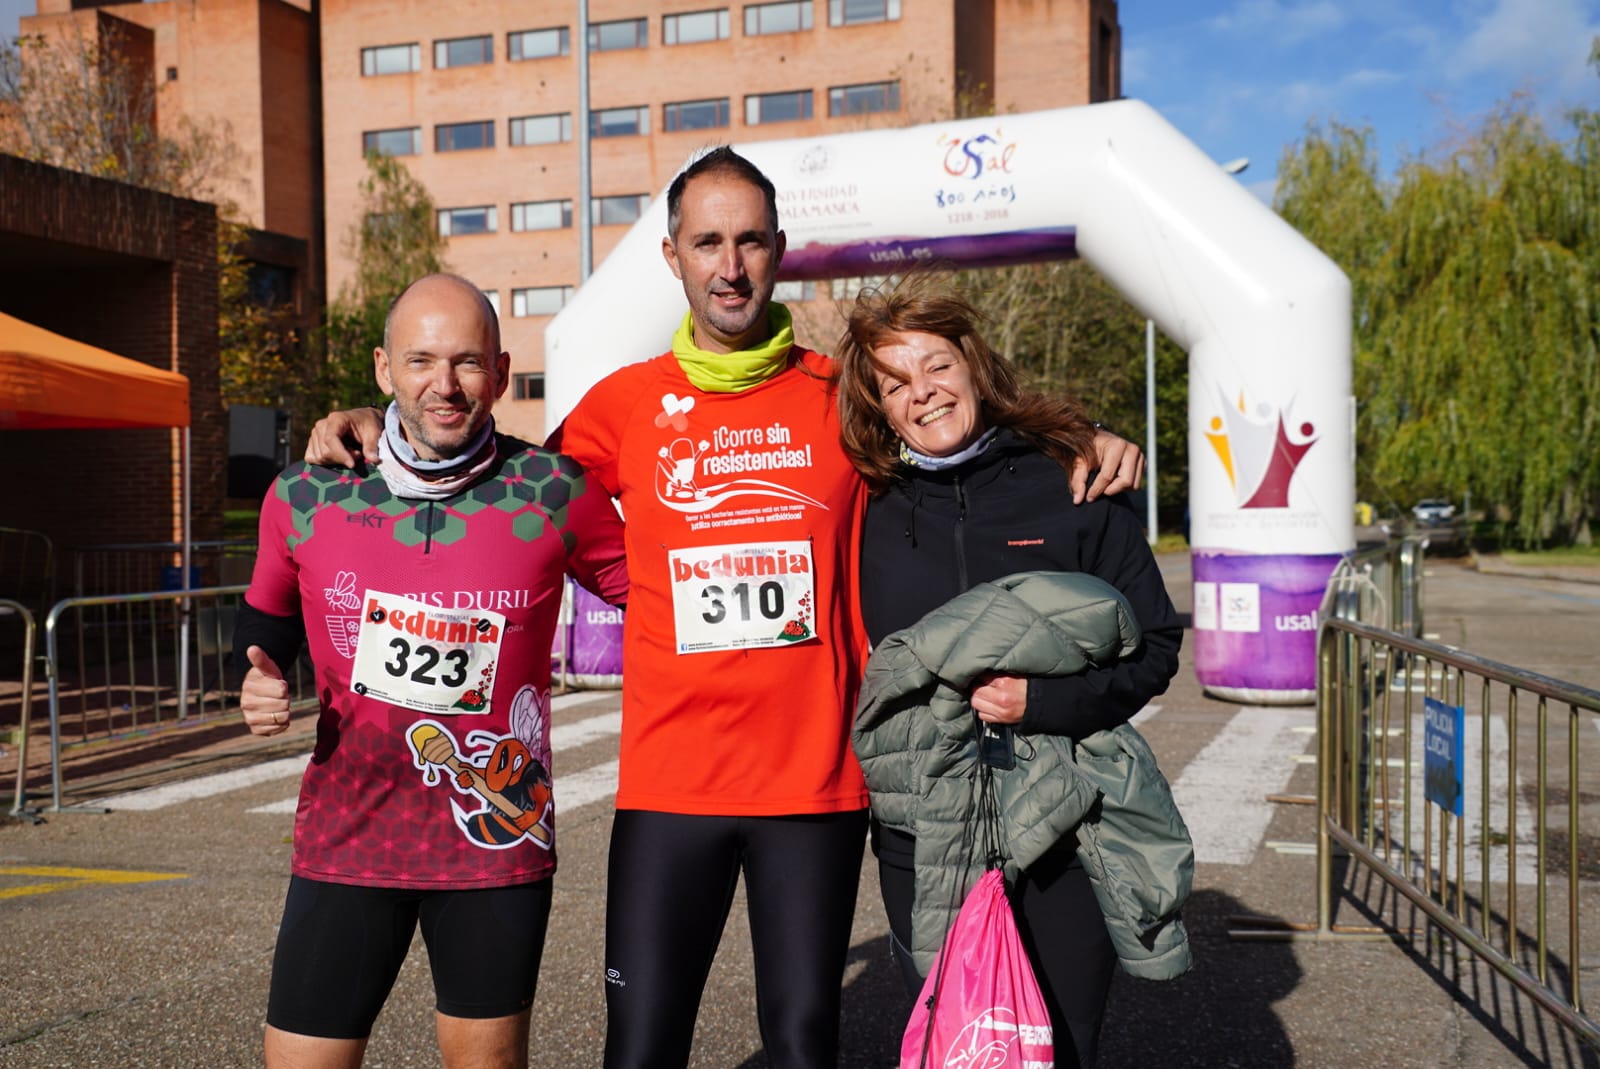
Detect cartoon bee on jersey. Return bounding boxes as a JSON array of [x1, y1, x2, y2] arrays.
[[406, 685, 553, 849]]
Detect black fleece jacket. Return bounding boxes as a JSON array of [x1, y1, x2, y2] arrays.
[[859, 429, 1183, 739]]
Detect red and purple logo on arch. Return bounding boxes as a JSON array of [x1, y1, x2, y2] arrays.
[[1204, 384, 1319, 509]]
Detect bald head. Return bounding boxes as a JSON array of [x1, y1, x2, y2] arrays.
[[385, 273, 501, 356], [374, 273, 510, 461]]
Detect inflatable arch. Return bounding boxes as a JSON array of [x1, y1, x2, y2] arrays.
[[545, 98, 1353, 703]]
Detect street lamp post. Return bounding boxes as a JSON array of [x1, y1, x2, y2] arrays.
[[577, 2, 592, 281]]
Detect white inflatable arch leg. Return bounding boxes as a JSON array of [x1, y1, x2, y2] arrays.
[[546, 99, 1353, 704]]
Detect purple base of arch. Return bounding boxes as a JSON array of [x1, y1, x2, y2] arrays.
[[1190, 550, 1342, 702], [562, 583, 625, 687]]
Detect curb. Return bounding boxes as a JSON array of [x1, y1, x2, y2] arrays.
[[1469, 550, 1600, 586]]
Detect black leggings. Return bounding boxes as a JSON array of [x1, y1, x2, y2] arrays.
[[602, 808, 869, 1069], [874, 823, 1117, 1069]]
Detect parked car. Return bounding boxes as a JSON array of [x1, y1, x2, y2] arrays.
[[1412, 498, 1457, 526]]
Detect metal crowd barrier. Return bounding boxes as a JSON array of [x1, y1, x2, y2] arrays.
[[1323, 535, 1426, 635], [1316, 616, 1600, 1048], [34, 584, 314, 812], [3, 598, 37, 817], [70, 540, 257, 598], [0, 525, 55, 621]]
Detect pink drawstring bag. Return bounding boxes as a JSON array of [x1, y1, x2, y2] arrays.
[[900, 868, 1055, 1069]]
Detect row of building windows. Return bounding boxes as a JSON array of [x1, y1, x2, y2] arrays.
[[361, 81, 899, 158], [359, 1, 899, 74], [434, 194, 650, 240]]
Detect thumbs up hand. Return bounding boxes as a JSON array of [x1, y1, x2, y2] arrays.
[[242, 644, 293, 737]]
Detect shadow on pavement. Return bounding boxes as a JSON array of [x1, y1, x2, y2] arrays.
[[1343, 866, 1600, 1069], [1100, 889, 1298, 1067]]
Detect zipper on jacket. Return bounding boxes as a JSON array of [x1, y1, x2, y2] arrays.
[[423, 500, 436, 553], [953, 475, 968, 592]]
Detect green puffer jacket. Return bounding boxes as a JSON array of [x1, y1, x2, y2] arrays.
[[853, 570, 1194, 980]]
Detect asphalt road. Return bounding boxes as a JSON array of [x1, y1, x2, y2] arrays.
[[3, 554, 1600, 1067]]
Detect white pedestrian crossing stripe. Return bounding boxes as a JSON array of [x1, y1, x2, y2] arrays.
[[107, 755, 310, 812], [1169, 706, 1316, 865], [98, 699, 1540, 883], [1405, 712, 1538, 885], [103, 693, 623, 814]]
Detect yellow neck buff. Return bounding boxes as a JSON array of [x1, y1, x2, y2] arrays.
[[672, 303, 794, 393]]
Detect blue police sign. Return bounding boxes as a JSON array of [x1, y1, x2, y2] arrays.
[[1424, 696, 1464, 817]]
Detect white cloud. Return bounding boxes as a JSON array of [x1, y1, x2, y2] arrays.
[[1206, 0, 1348, 45], [1454, 0, 1600, 98]]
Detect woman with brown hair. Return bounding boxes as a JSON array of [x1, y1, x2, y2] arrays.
[[837, 275, 1186, 1068]]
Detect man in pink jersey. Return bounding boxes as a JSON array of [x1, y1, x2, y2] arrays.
[[237, 273, 627, 1069], [304, 152, 1141, 1067]]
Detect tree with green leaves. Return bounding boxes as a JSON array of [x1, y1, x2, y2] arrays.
[[948, 260, 1190, 524], [321, 151, 449, 409], [1276, 88, 1600, 546]]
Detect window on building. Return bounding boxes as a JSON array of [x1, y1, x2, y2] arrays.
[[589, 17, 648, 51], [362, 42, 421, 76], [745, 0, 813, 35], [829, 0, 898, 25], [362, 127, 422, 157], [663, 97, 730, 133], [663, 9, 730, 44], [438, 206, 497, 236], [511, 199, 573, 232], [509, 113, 573, 146], [745, 89, 813, 125], [511, 286, 574, 317], [436, 120, 494, 152], [828, 80, 900, 117], [773, 280, 817, 302], [592, 194, 649, 226], [508, 26, 569, 61], [483, 290, 500, 316], [166, 66, 178, 81], [513, 372, 546, 400], [591, 106, 649, 138], [434, 35, 492, 68]]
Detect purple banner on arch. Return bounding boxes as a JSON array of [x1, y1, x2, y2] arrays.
[[1190, 551, 1342, 699], [565, 582, 624, 685], [779, 227, 1077, 281]]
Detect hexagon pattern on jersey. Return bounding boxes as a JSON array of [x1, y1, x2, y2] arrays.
[[274, 446, 592, 553]]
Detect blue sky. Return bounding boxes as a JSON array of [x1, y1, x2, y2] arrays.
[[1122, 0, 1600, 201], [2, 0, 1596, 203]]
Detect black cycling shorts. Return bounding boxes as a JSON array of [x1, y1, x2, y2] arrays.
[[266, 875, 553, 1039]]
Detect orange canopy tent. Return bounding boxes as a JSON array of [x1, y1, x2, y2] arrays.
[[0, 310, 190, 430]]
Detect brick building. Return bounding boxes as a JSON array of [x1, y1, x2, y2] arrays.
[[320, 0, 1121, 437], [0, 153, 224, 592], [20, 0, 323, 338], [12, 0, 1117, 442]]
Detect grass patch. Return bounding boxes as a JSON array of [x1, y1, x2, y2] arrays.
[[1501, 544, 1600, 567], [1152, 532, 1190, 554], [224, 508, 259, 541]]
